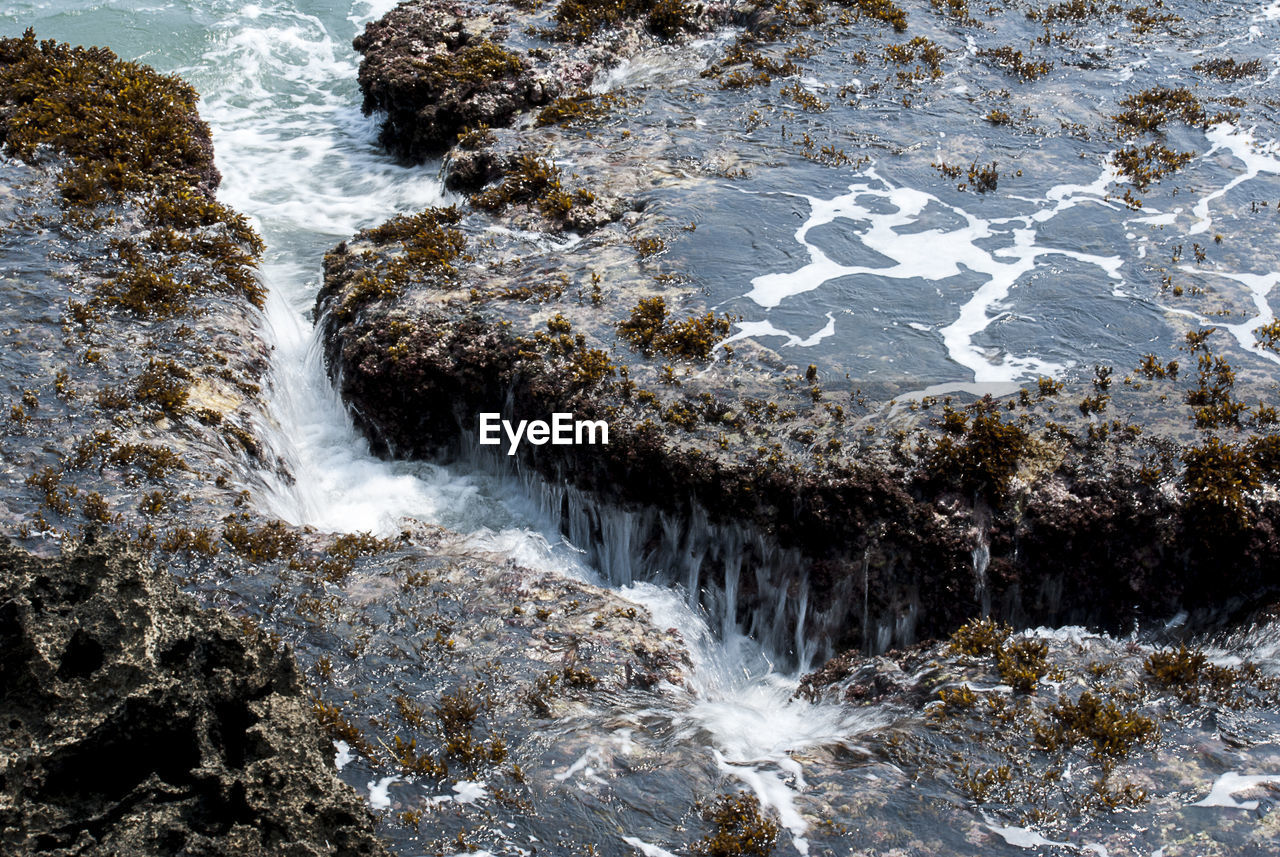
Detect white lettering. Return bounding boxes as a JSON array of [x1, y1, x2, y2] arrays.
[[552, 412, 573, 444], [479, 413, 501, 445], [503, 419, 526, 456], [575, 419, 608, 445], [480, 413, 610, 453]]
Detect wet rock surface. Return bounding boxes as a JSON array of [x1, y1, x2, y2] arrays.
[[794, 620, 1280, 856], [353, 0, 737, 160], [323, 0, 1280, 663], [0, 534, 390, 857], [0, 30, 704, 856], [9, 3, 1280, 855]]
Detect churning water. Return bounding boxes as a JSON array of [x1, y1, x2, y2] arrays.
[[0, 0, 873, 847], [6, 0, 1280, 853]]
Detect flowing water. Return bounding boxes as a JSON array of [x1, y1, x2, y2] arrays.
[[6, 0, 1280, 853], [0, 0, 870, 849]]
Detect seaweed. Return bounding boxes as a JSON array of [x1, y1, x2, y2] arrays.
[[434, 684, 507, 771], [691, 793, 780, 857], [0, 30, 217, 200], [470, 155, 586, 224], [834, 0, 908, 32], [1144, 644, 1247, 705], [976, 46, 1051, 81], [948, 618, 1013, 656], [1038, 691, 1156, 760], [1136, 354, 1179, 379], [134, 359, 191, 416], [1181, 436, 1258, 530], [109, 444, 190, 478], [701, 43, 799, 83], [1185, 353, 1247, 429], [966, 161, 999, 193], [1193, 57, 1264, 81], [996, 638, 1049, 693], [931, 0, 976, 25], [616, 297, 733, 361], [927, 398, 1033, 497], [553, 0, 701, 41], [222, 518, 302, 561], [335, 207, 470, 319], [884, 37, 944, 82], [409, 40, 527, 95], [780, 82, 830, 111], [160, 527, 221, 555], [1112, 86, 1207, 132], [1035, 0, 1109, 23], [534, 92, 624, 127], [1125, 5, 1180, 35], [1112, 143, 1194, 191]]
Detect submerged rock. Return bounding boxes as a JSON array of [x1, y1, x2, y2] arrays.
[[324, 0, 1280, 663], [791, 619, 1280, 856], [0, 533, 389, 857], [0, 31, 705, 855]]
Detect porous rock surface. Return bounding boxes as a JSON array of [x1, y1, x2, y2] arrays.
[[0, 534, 389, 857], [353, 0, 738, 160]]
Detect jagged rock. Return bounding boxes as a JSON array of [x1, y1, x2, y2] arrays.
[[0, 534, 389, 857], [352, 0, 737, 161]]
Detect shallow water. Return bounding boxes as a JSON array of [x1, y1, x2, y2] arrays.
[[5, 0, 1280, 854], [0, 0, 871, 850]]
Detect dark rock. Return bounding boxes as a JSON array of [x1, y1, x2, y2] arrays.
[[0, 533, 389, 857], [441, 147, 502, 192], [353, 2, 566, 160], [319, 214, 1280, 662], [352, 0, 736, 162]]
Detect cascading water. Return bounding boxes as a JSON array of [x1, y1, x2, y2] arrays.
[[9, 0, 1280, 853], [50, 0, 864, 843]]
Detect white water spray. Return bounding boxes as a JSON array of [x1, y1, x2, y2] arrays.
[[169, 4, 870, 852]]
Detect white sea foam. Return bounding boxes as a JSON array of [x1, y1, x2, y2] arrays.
[[334, 739, 353, 770], [1190, 124, 1280, 237], [745, 165, 1125, 383], [180, 1, 466, 536], [1192, 771, 1280, 810], [622, 838, 681, 857], [623, 582, 883, 857], [367, 775, 399, 809]]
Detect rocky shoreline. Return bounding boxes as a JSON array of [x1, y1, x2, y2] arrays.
[[0, 534, 389, 857], [7, 2, 1280, 854], [0, 28, 694, 855], [321, 0, 1280, 660]]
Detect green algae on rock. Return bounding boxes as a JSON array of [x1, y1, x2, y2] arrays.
[[352, 1, 565, 160], [796, 621, 1280, 853], [0, 29, 219, 197], [350, 0, 735, 162], [0, 31, 705, 857], [0, 30, 265, 323]]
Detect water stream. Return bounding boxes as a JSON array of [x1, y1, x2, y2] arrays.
[[6, 0, 1280, 853], [0, 0, 860, 846]]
